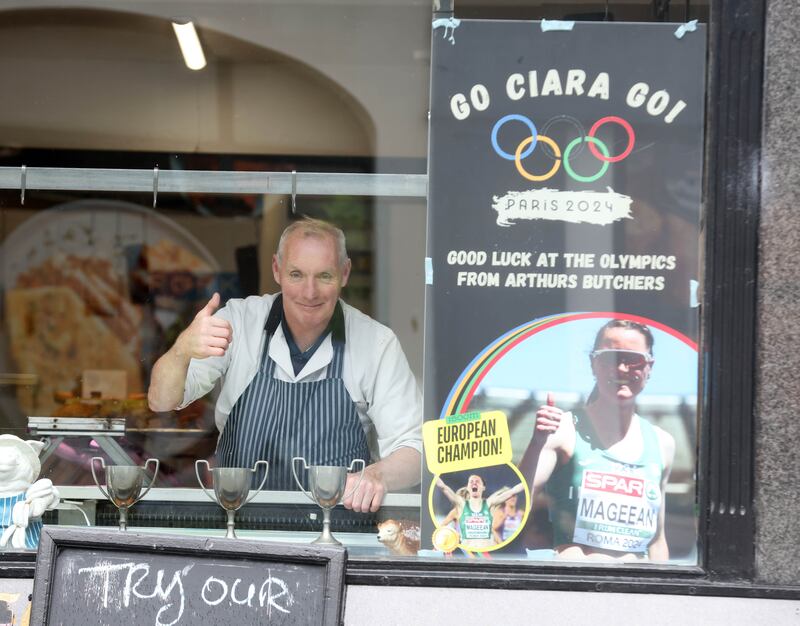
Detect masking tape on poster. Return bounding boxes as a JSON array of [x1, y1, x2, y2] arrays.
[[540, 19, 575, 32], [674, 19, 698, 40]]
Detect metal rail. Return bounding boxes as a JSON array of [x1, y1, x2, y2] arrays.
[[0, 167, 428, 198]]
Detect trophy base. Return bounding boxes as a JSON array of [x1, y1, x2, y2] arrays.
[[311, 533, 342, 546]]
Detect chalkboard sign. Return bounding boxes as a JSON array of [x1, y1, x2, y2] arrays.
[[31, 527, 346, 625]]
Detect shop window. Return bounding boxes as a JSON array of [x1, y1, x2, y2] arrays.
[[1, 0, 766, 589]]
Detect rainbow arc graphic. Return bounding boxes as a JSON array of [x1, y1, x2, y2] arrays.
[[440, 311, 697, 418]]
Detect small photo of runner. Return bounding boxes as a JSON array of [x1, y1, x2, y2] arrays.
[[430, 464, 528, 552]]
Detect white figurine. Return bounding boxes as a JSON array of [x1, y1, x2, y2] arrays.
[[0, 434, 60, 550]]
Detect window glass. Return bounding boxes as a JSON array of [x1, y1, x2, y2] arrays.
[[0, 0, 708, 569]]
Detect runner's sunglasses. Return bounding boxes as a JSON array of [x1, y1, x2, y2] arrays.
[[590, 349, 653, 369]]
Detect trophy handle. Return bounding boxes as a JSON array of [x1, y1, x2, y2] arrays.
[[90, 457, 111, 502], [244, 460, 270, 506], [195, 459, 218, 503], [133, 458, 160, 505], [343, 459, 366, 501], [291, 457, 315, 503]]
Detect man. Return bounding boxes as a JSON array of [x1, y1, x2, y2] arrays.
[[148, 218, 422, 512]]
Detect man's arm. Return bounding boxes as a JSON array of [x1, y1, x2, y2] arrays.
[[148, 345, 194, 412], [344, 320, 423, 512], [148, 293, 232, 412], [343, 447, 421, 513]]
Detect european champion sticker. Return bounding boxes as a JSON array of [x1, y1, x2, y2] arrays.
[[423, 410, 512, 474]]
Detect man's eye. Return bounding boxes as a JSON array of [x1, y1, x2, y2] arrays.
[[319, 273, 333, 282], [289, 271, 302, 279]]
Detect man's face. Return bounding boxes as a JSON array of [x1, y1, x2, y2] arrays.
[[272, 231, 350, 340]]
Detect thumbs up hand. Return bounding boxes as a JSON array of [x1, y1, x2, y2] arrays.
[[174, 292, 233, 360], [535, 391, 565, 433], [197, 292, 221, 318]]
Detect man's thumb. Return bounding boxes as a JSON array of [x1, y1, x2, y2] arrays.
[[546, 391, 554, 407], [199, 292, 220, 317]]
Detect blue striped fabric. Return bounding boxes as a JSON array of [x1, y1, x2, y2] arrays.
[[217, 332, 371, 491], [0, 493, 17, 528], [1, 492, 43, 549]]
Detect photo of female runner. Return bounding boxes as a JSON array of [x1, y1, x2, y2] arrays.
[[519, 319, 675, 561], [435, 474, 524, 550]]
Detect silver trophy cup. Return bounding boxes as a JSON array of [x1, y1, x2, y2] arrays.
[[195, 460, 269, 539], [292, 457, 366, 545], [91, 457, 159, 531]]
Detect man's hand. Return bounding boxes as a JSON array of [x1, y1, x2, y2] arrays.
[[342, 464, 387, 513], [535, 391, 565, 433], [174, 293, 233, 360], [173, 293, 232, 360], [339, 448, 420, 513], [148, 292, 232, 412]]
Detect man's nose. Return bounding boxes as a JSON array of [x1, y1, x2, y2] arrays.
[[302, 277, 318, 298]]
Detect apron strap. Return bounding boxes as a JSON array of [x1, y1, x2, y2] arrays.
[[260, 295, 346, 379], [264, 293, 284, 339]]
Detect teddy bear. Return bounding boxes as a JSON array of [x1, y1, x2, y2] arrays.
[[0, 434, 60, 550]]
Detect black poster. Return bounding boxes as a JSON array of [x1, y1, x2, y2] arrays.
[[422, 20, 705, 565]]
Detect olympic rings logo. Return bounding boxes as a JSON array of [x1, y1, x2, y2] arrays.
[[490, 115, 636, 183]]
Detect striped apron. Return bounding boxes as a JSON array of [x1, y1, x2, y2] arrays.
[[215, 303, 371, 491], [0, 492, 42, 549]]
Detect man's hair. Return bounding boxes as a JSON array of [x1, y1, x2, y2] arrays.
[[276, 217, 349, 269]]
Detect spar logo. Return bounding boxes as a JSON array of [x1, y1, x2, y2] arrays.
[[583, 470, 645, 498]]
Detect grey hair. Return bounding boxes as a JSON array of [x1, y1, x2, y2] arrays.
[[276, 217, 349, 269]]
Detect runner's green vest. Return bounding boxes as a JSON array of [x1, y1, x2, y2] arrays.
[[459, 499, 493, 540], [547, 412, 664, 554]]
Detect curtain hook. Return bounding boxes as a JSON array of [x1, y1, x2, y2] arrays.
[[20, 165, 26, 206], [291, 170, 297, 215], [152, 165, 159, 208]]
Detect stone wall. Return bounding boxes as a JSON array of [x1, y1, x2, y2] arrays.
[[755, 0, 800, 585]]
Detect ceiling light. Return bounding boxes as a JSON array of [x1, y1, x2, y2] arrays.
[[172, 21, 206, 71]]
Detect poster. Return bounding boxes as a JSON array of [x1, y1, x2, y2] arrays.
[[422, 20, 705, 564]]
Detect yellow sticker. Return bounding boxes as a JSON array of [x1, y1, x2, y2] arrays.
[[422, 410, 512, 474]]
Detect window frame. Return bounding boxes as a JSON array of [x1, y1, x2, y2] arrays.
[[0, 0, 776, 593]]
